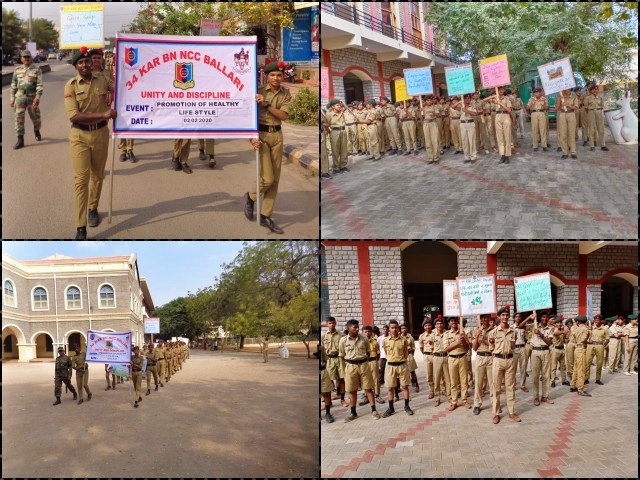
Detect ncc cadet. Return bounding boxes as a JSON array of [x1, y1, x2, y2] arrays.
[[550, 316, 570, 387], [470, 92, 482, 152], [398, 101, 418, 155], [197, 139, 217, 169], [511, 89, 525, 142], [438, 96, 451, 150], [131, 346, 144, 407], [343, 102, 359, 156], [527, 87, 549, 151], [364, 99, 382, 161], [431, 316, 451, 406], [394, 102, 407, 152], [443, 317, 471, 410], [320, 343, 335, 423], [261, 336, 270, 363], [354, 101, 369, 155], [564, 318, 575, 378], [322, 317, 348, 408], [584, 83, 609, 152], [243, 60, 291, 234], [105, 363, 117, 390], [607, 316, 625, 373], [457, 93, 478, 163], [72, 344, 92, 404], [514, 312, 532, 389], [569, 316, 591, 396], [320, 110, 331, 180], [325, 99, 349, 173], [530, 310, 554, 406], [53, 346, 78, 405], [373, 100, 386, 154], [418, 319, 435, 399], [488, 306, 521, 423], [381, 320, 414, 418], [10, 49, 43, 149], [400, 324, 420, 392], [155, 339, 166, 387], [478, 92, 494, 154], [145, 342, 159, 394], [448, 95, 463, 154], [490, 86, 513, 164], [339, 319, 380, 422], [623, 314, 638, 375], [380, 97, 401, 155], [472, 313, 495, 416], [64, 46, 116, 240], [421, 94, 440, 164], [585, 314, 609, 385], [573, 88, 583, 142], [556, 88, 579, 159], [360, 325, 385, 404]]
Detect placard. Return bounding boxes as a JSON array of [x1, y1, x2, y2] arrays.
[[59, 3, 105, 49], [456, 275, 496, 316], [403, 67, 434, 95], [513, 272, 553, 312], [479, 54, 511, 89], [393, 78, 413, 102], [443, 280, 461, 317], [537, 57, 576, 96], [444, 63, 475, 96], [85, 330, 132, 363], [144, 317, 160, 334]]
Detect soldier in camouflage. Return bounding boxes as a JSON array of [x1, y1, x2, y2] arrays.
[[53, 346, 77, 405], [10, 50, 43, 149]]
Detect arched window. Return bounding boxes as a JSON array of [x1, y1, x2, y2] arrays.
[[33, 287, 49, 310], [66, 286, 82, 310], [99, 284, 116, 308], [4, 279, 16, 307]]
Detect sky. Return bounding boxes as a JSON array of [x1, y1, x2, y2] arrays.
[[2, 241, 252, 308]]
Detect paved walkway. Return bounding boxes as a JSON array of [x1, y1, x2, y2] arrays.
[[321, 125, 637, 239], [282, 121, 319, 174], [321, 352, 638, 478]]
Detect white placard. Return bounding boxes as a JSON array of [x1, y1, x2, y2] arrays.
[[144, 317, 160, 334], [443, 280, 460, 317], [537, 57, 576, 96], [456, 275, 497, 316]]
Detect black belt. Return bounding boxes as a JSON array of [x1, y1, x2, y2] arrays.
[[432, 352, 447, 357], [345, 358, 367, 365], [590, 342, 604, 345], [320, 365, 326, 371], [422, 352, 433, 355], [629, 337, 638, 339], [533, 346, 549, 351], [483, 114, 491, 116], [460, 120, 474, 123], [346, 122, 355, 126], [327, 354, 338, 358], [496, 112, 509, 115], [148, 362, 157, 366], [476, 351, 491, 356], [554, 346, 564, 350], [132, 368, 141, 372], [368, 357, 377, 361], [72, 120, 108, 131], [331, 126, 345, 131], [448, 353, 466, 358], [258, 124, 281, 132], [451, 118, 460, 121], [591, 108, 603, 110], [401, 118, 414, 122], [531, 110, 544, 112], [386, 115, 396, 118], [494, 354, 513, 359], [424, 119, 437, 123], [515, 344, 525, 347], [513, 108, 522, 111], [387, 361, 406, 366]]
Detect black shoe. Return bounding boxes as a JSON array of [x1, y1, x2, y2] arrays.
[[578, 391, 592, 397], [88, 209, 100, 227], [53, 397, 61, 405], [138, 396, 142, 402], [601, 146, 609, 151], [72, 391, 78, 400], [243, 192, 254, 220], [569, 387, 577, 392], [171, 157, 182, 171], [105, 386, 112, 390], [556, 147, 562, 152], [87, 393, 92, 401], [134, 401, 139, 408], [181, 162, 192, 174], [146, 389, 151, 396], [78, 399, 84, 405], [405, 406, 414, 416], [208, 156, 216, 169], [13, 135, 24, 149], [551, 381, 556, 388], [562, 381, 570, 386], [583, 141, 588, 146], [160, 383, 164, 387], [260, 215, 284, 234], [129, 152, 137, 163], [34, 130, 42, 141], [584, 380, 589, 384], [325, 412, 335, 423], [595, 380, 604, 385], [499, 155, 506, 164], [533, 148, 539, 152], [155, 385, 158, 391], [464, 159, 472, 163], [590, 147, 595, 151], [75, 227, 87, 240], [570, 154, 577, 159], [120, 152, 129, 162], [340, 167, 351, 172], [561, 155, 568, 159], [381, 408, 395, 418], [473, 406, 480, 415], [505, 156, 510, 164], [320, 173, 332, 180], [199, 149, 206, 161], [455, 150, 462, 154], [542, 147, 549, 152]]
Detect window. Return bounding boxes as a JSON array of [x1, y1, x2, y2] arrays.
[[33, 287, 49, 310], [99, 284, 115, 308], [411, 2, 421, 37], [66, 286, 82, 310], [4, 280, 16, 307]]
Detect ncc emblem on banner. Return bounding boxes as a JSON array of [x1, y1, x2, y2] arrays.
[[124, 47, 138, 67], [174, 62, 195, 90]]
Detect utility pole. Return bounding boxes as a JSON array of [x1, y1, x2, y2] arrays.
[[28, 2, 33, 42]]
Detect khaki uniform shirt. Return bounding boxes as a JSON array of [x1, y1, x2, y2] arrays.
[[449, 102, 462, 119], [322, 331, 342, 356], [155, 346, 165, 359], [11, 64, 43, 101], [460, 102, 477, 120], [381, 104, 396, 119], [528, 97, 547, 111], [325, 109, 346, 128], [131, 355, 144, 372], [418, 331, 434, 353], [530, 323, 551, 347], [398, 107, 416, 122], [373, 105, 383, 122], [443, 328, 467, 355], [432, 331, 448, 353], [402, 334, 416, 353], [367, 336, 379, 359], [557, 93, 579, 112], [343, 107, 356, 124], [354, 108, 368, 123], [438, 104, 449, 117], [572, 324, 590, 347], [64, 72, 112, 120], [584, 92, 604, 111], [257, 84, 291, 125], [493, 96, 512, 113], [488, 325, 516, 355], [146, 349, 158, 366], [515, 327, 527, 346], [623, 324, 638, 339], [589, 325, 609, 343], [421, 104, 439, 121], [383, 335, 408, 362], [338, 333, 370, 361], [511, 98, 524, 110], [365, 108, 378, 123], [552, 327, 566, 347], [72, 351, 88, 371], [609, 324, 624, 339], [474, 326, 493, 353]]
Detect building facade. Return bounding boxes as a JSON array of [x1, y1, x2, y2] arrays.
[[322, 241, 638, 333], [321, 1, 461, 105], [2, 253, 154, 362]]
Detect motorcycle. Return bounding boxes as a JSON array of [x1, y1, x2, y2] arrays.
[[284, 63, 296, 82]]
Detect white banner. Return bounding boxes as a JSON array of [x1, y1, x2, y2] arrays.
[[86, 330, 132, 363], [113, 33, 258, 139], [537, 57, 576, 96], [144, 317, 160, 334], [443, 280, 461, 317], [107, 363, 130, 378]]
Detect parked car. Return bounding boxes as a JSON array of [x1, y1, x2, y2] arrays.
[[2, 54, 15, 66], [47, 53, 57, 61]]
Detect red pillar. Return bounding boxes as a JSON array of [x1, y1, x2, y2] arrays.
[[578, 254, 588, 315], [357, 244, 374, 326], [323, 49, 334, 98]]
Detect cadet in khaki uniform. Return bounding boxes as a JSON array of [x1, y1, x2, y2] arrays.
[[431, 316, 451, 406], [511, 90, 525, 140], [131, 346, 144, 407], [354, 102, 369, 154], [243, 61, 291, 234], [569, 316, 591, 395], [380, 97, 401, 154], [320, 110, 331, 180], [443, 317, 471, 411], [196, 139, 216, 168], [394, 102, 407, 151], [448, 96, 462, 153], [105, 363, 116, 390], [556, 88, 579, 159], [585, 314, 609, 384], [155, 340, 166, 387], [438, 97, 451, 149], [584, 83, 609, 151], [398, 101, 418, 155], [320, 343, 335, 423], [623, 314, 638, 375], [64, 47, 116, 240], [339, 319, 380, 422], [401, 325, 420, 392], [343, 102, 359, 156], [573, 88, 582, 141], [72, 345, 92, 404], [421, 95, 440, 164], [472, 313, 494, 415], [364, 100, 382, 160], [488, 306, 521, 423], [361, 325, 385, 404], [322, 317, 348, 407], [514, 312, 532, 389], [53, 346, 78, 405], [530, 311, 554, 405], [607, 317, 625, 373], [527, 88, 549, 151], [170, 139, 193, 173], [564, 319, 575, 378], [261, 336, 270, 363], [490, 86, 513, 164], [457, 94, 478, 163], [10, 50, 43, 149], [325, 99, 348, 172], [145, 342, 159, 394], [418, 320, 435, 399], [550, 317, 570, 387], [381, 320, 414, 417], [478, 93, 494, 153], [374, 101, 386, 153]]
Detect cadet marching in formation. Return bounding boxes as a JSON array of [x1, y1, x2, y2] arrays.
[[53, 340, 189, 408], [320, 310, 638, 424], [320, 81, 612, 179]]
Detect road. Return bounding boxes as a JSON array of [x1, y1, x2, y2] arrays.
[[2, 348, 318, 477], [2, 60, 319, 239]]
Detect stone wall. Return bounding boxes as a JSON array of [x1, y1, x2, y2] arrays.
[[587, 244, 638, 278], [497, 243, 579, 280], [369, 246, 404, 327], [325, 246, 362, 329]]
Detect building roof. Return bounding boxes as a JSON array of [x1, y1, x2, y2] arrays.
[[20, 254, 133, 265]]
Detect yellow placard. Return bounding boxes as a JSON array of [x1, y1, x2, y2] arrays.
[[394, 79, 412, 102]]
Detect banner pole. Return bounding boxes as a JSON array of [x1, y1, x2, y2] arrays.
[[108, 137, 116, 224], [255, 149, 261, 226]]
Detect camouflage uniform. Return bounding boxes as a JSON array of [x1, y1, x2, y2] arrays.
[[10, 54, 43, 137], [54, 349, 77, 402]]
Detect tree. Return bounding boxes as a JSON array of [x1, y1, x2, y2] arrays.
[[2, 8, 26, 56], [427, 3, 637, 86], [24, 18, 58, 52]]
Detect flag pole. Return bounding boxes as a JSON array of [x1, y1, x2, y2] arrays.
[[255, 149, 261, 226]]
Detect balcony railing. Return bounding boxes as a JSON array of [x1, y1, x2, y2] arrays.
[[322, 2, 462, 64]]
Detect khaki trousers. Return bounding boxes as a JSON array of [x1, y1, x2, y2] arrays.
[[447, 355, 468, 403], [368, 358, 381, 395], [416, 118, 425, 146], [69, 125, 110, 228], [581, 107, 590, 142], [442, 117, 451, 147], [450, 119, 461, 151], [551, 347, 566, 382], [433, 355, 451, 399], [249, 130, 284, 217], [570, 346, 587, 392], [588, 110, 606, 147], [118, 138, 134, 152], [173, 138, 191, 163], [531, 349, 551, 399], [157, 359, 166, 383], [423, 121, 440, 161], [146, 365, 158, 388], [384, 116, 401, 150], [132, 371, 142, 399], [585, 344, 604, 381], [513, 346, 526, 387], [624, 340, 637, 373], [376, 121, 385, 151], [423, 353, 434, 396], [329, 128, 348, 171], [346, 123, 358, 153], [75, 369, 91, 400], [492, 357, 516, 415], [565, 343, 575, 374], [357, 124, 368, 152], [459, 121, 477, 160], [474, 354, 494, 408], [401, 120, 417, 152], [557, 112, 576, 155], [367, 124, 380, 158], [494, 113, 512, 156], [607, 339, 620, 371], [531, 111, 548, 148], [320, 131, 329, 174]]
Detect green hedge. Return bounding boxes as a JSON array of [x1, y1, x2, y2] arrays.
[[287, 87, 319, 126]]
